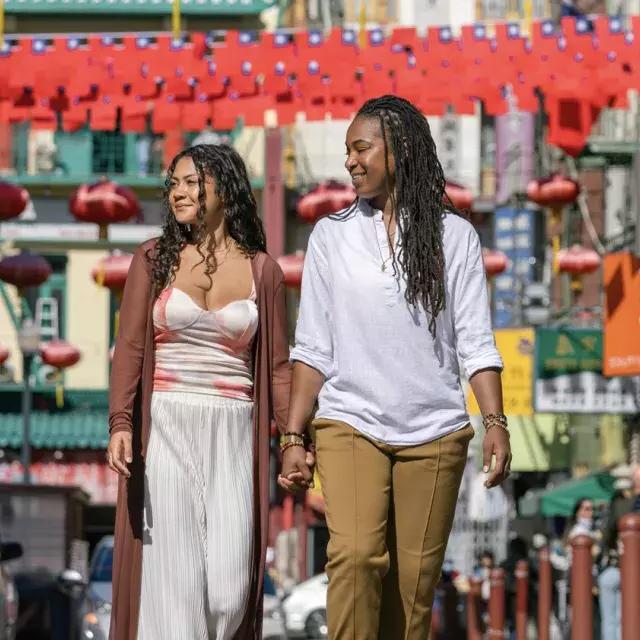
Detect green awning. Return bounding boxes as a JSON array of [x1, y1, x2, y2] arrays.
[[540, 472, 616, 517], [4, 0, 275, 15], [0, 411, 109, 449]]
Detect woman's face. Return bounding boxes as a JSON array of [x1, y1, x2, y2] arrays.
[[168, 155, 222, 226], [344, 116, 395, 204], [577, 500, 594, 522]]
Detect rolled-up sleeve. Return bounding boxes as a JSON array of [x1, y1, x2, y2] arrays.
[[290, 228, 334, 378], [453, 229, 503, 379]]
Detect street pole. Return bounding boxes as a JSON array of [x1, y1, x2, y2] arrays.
[[21, 351, 32, 484]]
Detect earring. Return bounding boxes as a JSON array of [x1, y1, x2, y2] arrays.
[[184, 223, 191, 233]]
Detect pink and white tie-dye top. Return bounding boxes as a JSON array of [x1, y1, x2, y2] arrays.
[[152, 283, 258, 401]]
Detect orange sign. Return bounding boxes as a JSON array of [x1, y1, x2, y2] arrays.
[[604, 252, 640, 377]]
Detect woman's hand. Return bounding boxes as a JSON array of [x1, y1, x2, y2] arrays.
[[482, 427, 511, 488], [106, 432, 133, 478], [278, 446, 315, 493]]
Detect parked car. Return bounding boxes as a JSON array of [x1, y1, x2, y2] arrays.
[[77, 536, 286, 640], [0, 539, 22, 640], [282, 573, 328, 639]]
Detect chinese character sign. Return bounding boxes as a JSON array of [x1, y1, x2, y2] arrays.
[[493, 207, 535, 328], [534, 328, 640, 413]]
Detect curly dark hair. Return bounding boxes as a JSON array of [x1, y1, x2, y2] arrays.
[[347, 95, 462, 336], [148, 144, 266, 295]]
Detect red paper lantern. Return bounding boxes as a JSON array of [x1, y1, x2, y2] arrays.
[[445, 181, 473, 211], [41, 340, 81, 369], [297, 181, 356, 223], [91, 253, 133, 291], [0, 182, 30, 220], [0, 343, 9, 366], [277, 252, 305, 288], [526, 174, 580, 209], [0, 254, 52, 288], [69, 181, 141, 236], [482, 248, 508, 277], [557, 245, 601, 275]]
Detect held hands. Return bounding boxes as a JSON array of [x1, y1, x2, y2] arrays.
[[106, 431, 133, 478], [482, 426, 511, 489], [278, 445, 316, 493]]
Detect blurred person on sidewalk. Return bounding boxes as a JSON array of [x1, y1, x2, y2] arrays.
[[599, 466, 640, 640], [278, 95, 510, 639]]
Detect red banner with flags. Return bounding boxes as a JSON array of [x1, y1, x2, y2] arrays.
[[0, 16, 639, 154]]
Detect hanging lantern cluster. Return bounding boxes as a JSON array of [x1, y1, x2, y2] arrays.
[[296, 181, 356, 224], [92, 252, 133, 349], [482, 248, 508, 277], [91, 252, 133, 294], [445, 181, 473, 211], [0, 253, 52, 292], [527, 173, 581, 275], [277, 251, 305, 289], [40, 340, 82, 407], [0, 182, 30, 221], [69, 181, 141, 239]]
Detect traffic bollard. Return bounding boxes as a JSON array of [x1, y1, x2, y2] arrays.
[[620, 512, 640, 640], [488, 568, 505, 638], [570, 534, 593, 640], [515, 559, 529, 640], [466, 577, 482, 640], [537, 547, 551, 640]]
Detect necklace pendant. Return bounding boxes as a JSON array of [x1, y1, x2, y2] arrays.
[[381, 264, 387, 272]]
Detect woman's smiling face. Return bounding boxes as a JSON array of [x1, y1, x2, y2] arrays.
[[168, 155, 222, 226], [344, 116, 395, 206]]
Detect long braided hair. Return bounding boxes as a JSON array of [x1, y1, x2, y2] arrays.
[[353, 95, 460, 336], [148, 144, 266, 295]]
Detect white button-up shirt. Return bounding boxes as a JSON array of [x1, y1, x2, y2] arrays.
[[290, 198, 503, 446]]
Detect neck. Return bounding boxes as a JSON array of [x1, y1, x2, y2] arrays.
[[369, 194, 395, 226], [191, 214, 230, 250]]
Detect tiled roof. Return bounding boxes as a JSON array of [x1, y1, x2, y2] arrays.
[[0, 410, 109, 449], [4, 0, 275, 15]]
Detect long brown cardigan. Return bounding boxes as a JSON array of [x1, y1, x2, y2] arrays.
[[108, 238, 291, 640]]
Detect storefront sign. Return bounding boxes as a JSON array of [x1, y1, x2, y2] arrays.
[[468, 328, 534, 416], [534, 328, 640, 413], [604, 252, 640, 376]]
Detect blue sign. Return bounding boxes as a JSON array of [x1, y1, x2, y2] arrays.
[[493, 206, 535, 328]]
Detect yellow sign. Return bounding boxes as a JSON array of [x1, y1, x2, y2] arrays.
[[467, 328, 534, 416]]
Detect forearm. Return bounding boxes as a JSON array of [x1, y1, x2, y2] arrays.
[[286, 361, 325, 435], [468, 368, 504, 416]]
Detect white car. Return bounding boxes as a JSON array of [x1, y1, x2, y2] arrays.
[[282, 573, 328, 639]]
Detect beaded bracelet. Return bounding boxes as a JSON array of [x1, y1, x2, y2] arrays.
[[483, 413, 508, 431]]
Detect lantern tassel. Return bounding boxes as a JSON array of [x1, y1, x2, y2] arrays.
[[172, 0, 181, 42], [358, 0, 367, 50], [55, 383, 65, 409], [0, 0, 5, 50]]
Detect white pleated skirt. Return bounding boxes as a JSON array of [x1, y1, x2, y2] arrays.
[[137, 391, 254, 640]]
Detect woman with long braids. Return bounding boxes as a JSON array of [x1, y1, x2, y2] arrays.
[[106, 144, 300, 639], [279, 95, 511, 638]]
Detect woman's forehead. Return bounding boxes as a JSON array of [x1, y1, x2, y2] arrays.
[[346, 116, 383, 143], [173, 155, 197, 176]]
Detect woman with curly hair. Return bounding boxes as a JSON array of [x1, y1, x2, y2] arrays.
[[279, 95, 511, 639], [106, 144, 300, 640]]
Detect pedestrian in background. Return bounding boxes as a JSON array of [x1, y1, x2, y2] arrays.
[[279, 95, 511, 639], [106, 144, 304, 640], [599, 466, 640, 640]]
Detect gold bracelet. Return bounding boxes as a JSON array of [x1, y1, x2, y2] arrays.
[[279, 433, 305, 452], [483, 413, 508, 431]]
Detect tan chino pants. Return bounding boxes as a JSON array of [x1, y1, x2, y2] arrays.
[[314, 419, 473, 640]]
